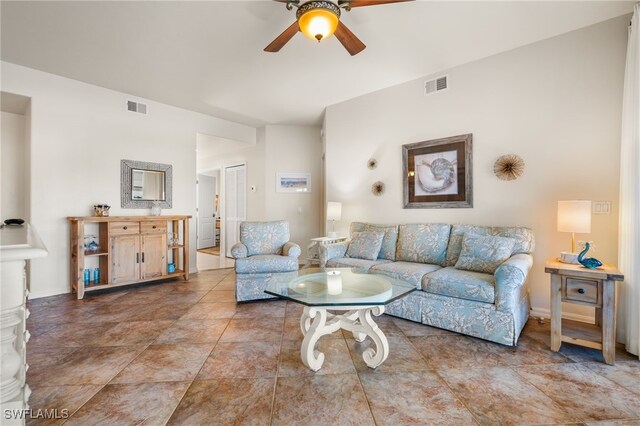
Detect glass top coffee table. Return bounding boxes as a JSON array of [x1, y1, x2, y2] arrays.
[[265, 268, 415, 371]]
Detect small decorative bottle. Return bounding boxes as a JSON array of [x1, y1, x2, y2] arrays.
[[93, 267, 100, 284], [83, 268, 90, 286], [150, 201, 162, 216]]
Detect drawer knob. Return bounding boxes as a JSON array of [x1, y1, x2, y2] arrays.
[[123, 226, 128, 230], [578, 288, 586, 294], [152, 225, 157, 229]]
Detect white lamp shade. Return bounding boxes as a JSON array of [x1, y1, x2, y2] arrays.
[[557, 200, 592, 233], [327, 202, 342, 221]]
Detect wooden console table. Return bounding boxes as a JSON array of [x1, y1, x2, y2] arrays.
[[545, 258, 624, 365], [68, 215, 191, 299]]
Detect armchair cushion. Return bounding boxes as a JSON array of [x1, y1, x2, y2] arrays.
[[230, 242, 248, 259], [370, 261, 441, 289], [240, 220, 290, 256], [422, 267, 495, 304], [235, 255, 299, 274], [326, 257, 392, 272], [346, 231, 385, 260], [454, 234, 516, 274]]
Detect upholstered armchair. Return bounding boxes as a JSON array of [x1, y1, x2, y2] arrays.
[[231, 220, 301, 301]]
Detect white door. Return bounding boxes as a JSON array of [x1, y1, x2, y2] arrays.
[[225, 164, 246, 258], [197, 174, 216, 249]]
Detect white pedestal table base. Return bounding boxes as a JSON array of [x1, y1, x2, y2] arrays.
[[300, 305, 389, 371]]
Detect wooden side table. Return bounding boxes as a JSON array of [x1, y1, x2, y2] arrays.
[[545, 258, 624, 365], [306, 236, 348, 265]]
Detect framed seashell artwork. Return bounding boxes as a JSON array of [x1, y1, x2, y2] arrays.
[[402, 134, 473, 208]]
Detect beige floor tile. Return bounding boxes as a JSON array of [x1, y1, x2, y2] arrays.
[[583, 361, 640, 396], [26, 384, 102, 426], [359, 370, 476, 425], [110, 343, 213, 384], [197, 340, 280, 379], [168, 378, 274, 425], [28, 323, 116, 348], [272, 374, 374, 425], [88, 320, 174, 346], [233, 300, 287, 318], [180, 302, 237, 320], [391, 316, 456, 337], [515, 363, 640, 421], [218, 318, 283, 343], [200, 289, 235, 303], [440, 366, 576, 425], [30, 345, 147, 385], [65, 382, 190, 425], [154, 318, 229, 344], [278, 338, 355, 377], [347, 335, 431, 373], [411, 335, 504, 369], [157, 290, 208, 304]]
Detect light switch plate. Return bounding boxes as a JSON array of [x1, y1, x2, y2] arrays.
[[593, 201, 611, 215]]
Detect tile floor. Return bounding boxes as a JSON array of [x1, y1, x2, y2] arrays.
[[26, 269, 640, 425]]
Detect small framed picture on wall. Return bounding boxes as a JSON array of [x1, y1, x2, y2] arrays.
[[402, 133, 473, 208], [276, 172, 312, 193]]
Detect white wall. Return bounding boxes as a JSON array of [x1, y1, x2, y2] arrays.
[[198, 125, 323, 251], [1, 111, 27, 220], [264, 125, 323, 248], [324, 16, 628, 321], [1, 61, 256, 298]]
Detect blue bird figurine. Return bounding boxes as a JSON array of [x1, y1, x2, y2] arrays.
[[577, 242, 603, 269]]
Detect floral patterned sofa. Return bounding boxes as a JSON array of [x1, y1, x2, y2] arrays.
[[231, 220, 301, 302], [319, 222, 535, 346]]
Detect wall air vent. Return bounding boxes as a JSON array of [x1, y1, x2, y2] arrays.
[[424, 75, 448, 96], [127, 100, 148, 114]]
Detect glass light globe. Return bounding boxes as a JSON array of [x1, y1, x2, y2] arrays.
[[298, 9, 339, 42]]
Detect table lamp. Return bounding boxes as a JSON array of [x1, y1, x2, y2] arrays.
[[326, 202, 342, 238], [557, 200, 591, 264]]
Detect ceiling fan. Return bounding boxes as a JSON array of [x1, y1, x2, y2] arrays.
[[264, 0, 414, 56]]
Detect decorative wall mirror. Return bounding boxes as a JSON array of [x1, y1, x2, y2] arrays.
[[121, 159, 172, 208]]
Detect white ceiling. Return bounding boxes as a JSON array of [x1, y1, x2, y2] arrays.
[[1, 1, 634, 127]]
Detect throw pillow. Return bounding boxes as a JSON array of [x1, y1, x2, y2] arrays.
[[454, 234, 516, 274], [346, 231, 385, 261]]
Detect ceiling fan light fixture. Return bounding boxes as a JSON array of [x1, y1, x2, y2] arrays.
[[296, 1, 340, 42]]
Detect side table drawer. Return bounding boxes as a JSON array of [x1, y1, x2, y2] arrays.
[[564, 278, 599, 305]]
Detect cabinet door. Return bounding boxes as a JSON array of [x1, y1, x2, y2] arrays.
[[111, 235, 140, 284], [141, 233, 167, 279]]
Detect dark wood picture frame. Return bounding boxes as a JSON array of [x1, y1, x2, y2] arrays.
[[402, 134, 473, 209]]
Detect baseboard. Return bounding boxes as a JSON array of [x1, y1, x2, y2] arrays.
[[530, 307, 595, 324], [28, 287, 70, 300]]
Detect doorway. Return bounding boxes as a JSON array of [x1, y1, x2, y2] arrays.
[[224, 164, 246, 258]]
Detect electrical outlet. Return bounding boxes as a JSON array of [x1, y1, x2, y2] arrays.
[[593, 201, 611, 215]]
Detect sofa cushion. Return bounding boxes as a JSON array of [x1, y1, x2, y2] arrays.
[[235, 255, 298, 274], [326, 257, 392, 272], [370, 261, 441, 289], [396, 224, 451, 266], [240, 221, 290, 256], [422, 267, 495, 304], [350, 222, 399, 261], [346, 231, 385, 260], [445, 225, 535, 266], [455, 234, 516, 274]]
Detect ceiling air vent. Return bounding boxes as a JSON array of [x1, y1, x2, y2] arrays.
[[424, 75, 448, 96], [127, 100, 147, 115]]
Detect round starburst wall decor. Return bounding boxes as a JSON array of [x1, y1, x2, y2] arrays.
[[372, 181, 385, 196], [367, 158, 378, 170], [494, 154, 525, 181]]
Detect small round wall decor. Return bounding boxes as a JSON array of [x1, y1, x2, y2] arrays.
[[367, 158, 378, 170], [494, 154, 525, 181], [372, 181, 385, 196]]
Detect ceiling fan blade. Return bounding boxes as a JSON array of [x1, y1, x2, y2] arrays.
[[264, 21, 299, 52], [334, 21, 366, 56], [344, 0, 414, 7]]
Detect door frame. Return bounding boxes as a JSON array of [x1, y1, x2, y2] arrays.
[[196, 173, 216, 250], [221, 162, 246, 258]]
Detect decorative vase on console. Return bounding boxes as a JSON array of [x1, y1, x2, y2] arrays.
[[150, 201, 162, 216]]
